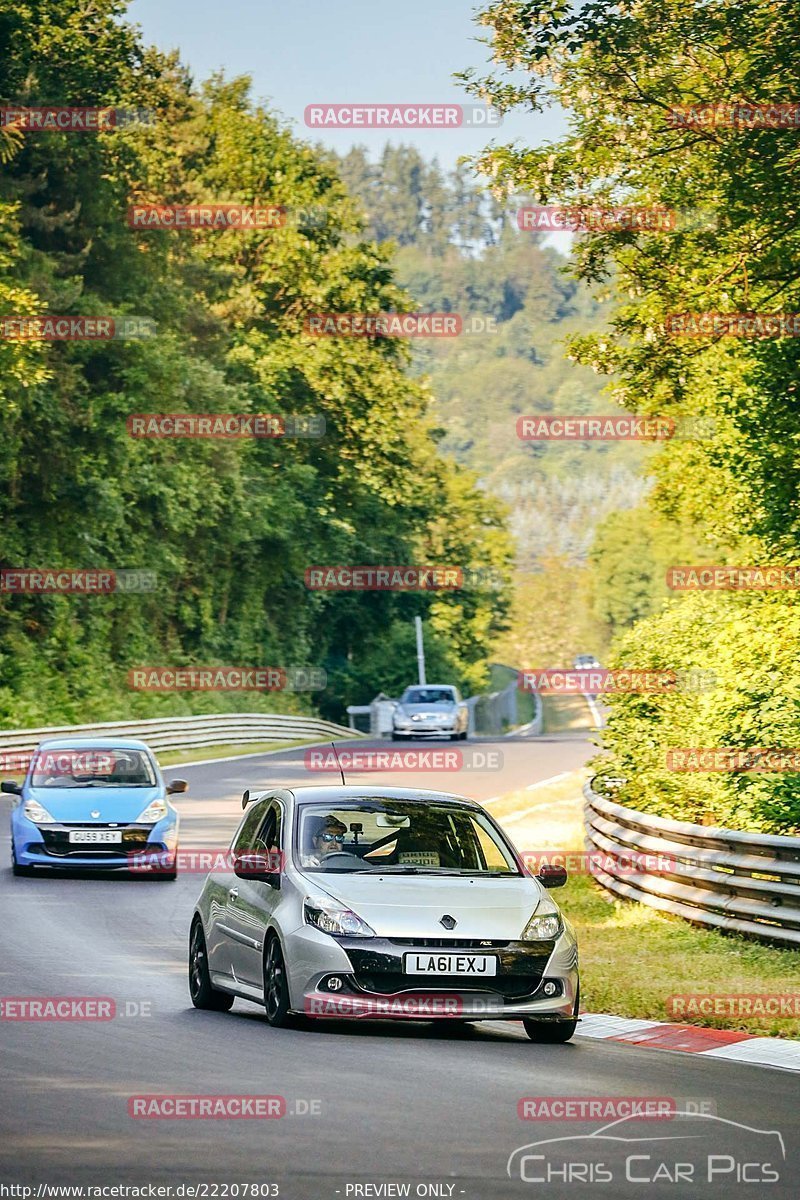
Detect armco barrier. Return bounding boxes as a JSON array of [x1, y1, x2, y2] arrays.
[[0, 712, 362, 760], [584, 779, 800, 947]]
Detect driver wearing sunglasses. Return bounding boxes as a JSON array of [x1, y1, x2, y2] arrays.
[[301, 814, 348, 867]]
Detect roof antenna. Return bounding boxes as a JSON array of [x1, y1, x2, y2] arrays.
[[330, 741, 346, 786]]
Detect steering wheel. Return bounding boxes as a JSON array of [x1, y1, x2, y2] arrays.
[[320, 852, 368, 869]]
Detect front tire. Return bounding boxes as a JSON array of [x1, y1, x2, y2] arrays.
[[189, 920, 234, 1011], [523, 1017, 578, 1043], [523, 985, 579, 1043], [263, 934, 292, 1027]]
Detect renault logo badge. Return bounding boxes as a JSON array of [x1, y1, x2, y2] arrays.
[[439, 914, 457, 930]]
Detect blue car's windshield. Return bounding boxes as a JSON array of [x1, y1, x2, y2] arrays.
[[31, 748, 157, 788]]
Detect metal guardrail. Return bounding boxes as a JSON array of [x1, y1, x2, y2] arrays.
[[0, 712, 362, 759], [584, 780, 800, 948]]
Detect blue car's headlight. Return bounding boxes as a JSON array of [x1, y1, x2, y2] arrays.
[[23, 799, 56, 824], [136, 798, 169, 823]]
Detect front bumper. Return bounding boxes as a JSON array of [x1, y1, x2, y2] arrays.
[[12, 815, 178, 870], [393, 725, 459, 738], [290, 928, 578, 1020]]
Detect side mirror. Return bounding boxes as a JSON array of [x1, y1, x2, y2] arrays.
[[537, 864, 568, 889], [233, 850, 282, 885], [166, 779, 188, 795], [1, 780, 22, 795]]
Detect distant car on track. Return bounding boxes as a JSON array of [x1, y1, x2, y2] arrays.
[[573, 655, 601, 670], [4, 737, 186, 878], [391, 684, 469, 741], [189, 784, 580, 1041]]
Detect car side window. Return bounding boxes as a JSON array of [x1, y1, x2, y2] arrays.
[[230, 799, 271, 854], [256, 802, 283, 852]]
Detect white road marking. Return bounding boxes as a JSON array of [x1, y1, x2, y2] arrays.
[[525, 771, 572, 791]]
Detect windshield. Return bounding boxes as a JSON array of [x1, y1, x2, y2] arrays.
[[295, 799, 520, 875], [402, 688, 456, 706], [31, 748, 158, 788]]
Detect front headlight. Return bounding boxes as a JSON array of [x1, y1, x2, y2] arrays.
[[304, 894, 376, 938], [23, 799, 56, 825], [135, 798, 169, 823], [522, 910, 562, 941]]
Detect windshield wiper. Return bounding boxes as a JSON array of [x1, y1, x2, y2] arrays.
[[365, 864, 422, 874], [362, 865, 509, 876]]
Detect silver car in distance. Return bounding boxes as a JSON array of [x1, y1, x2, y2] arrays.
[[189, 785, 580, 1042], [391, 685, 469, 741]]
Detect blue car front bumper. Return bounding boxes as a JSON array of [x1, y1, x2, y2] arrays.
[[11, 813, 179, 871]]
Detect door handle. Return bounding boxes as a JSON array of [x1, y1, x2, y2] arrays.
[[228, 887, 239, 902]]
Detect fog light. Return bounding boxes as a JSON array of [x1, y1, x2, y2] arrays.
[[324, 975, 344, 992], [543, 980, 558, 997]]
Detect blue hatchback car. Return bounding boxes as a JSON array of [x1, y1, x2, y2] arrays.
[[4, 737, 185, 878]]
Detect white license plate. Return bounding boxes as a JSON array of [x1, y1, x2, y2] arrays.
[[404, 953, 497, 976], [68, 830, 123, 844]]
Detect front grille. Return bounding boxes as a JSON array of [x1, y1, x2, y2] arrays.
[[341, 939, 554, 1003], [387, 938, 509, 949], [39, 824, 152, 858], [353, 971, 543, 1000]]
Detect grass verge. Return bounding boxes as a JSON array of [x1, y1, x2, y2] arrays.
[[494, 767, 800, 1039], [156, 738, 314, 768]]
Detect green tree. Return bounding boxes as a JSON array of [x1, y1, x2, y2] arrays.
[[461, 0, 800, 829], [0, 0, 511, 725]]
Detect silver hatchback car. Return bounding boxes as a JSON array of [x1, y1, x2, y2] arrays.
[[392, 685, 469, 740], [189, 785, 580, 1042]]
